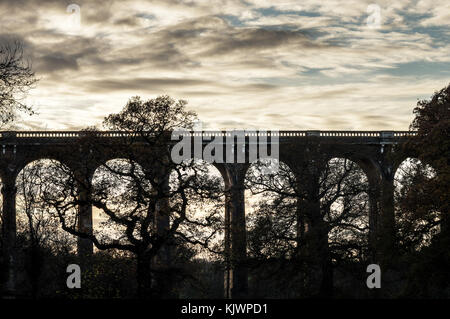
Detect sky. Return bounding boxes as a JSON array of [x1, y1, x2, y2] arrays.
[[1, 0, 449, 131]]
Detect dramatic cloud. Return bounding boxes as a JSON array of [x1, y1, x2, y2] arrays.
[[1, 0, 449, 130]]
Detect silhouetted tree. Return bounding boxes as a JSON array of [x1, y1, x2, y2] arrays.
[[39, 96, 223, 298], [393, 83, 450, 297], [0, 40, 36, 126], [15, 160, 76, 298], [0, 39, 37, 297], [408, 83, 449, 233], [245, 148, 369, 298]]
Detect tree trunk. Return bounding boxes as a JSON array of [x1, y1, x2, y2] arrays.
[[319, 241, 333, 298], [136, 252, 154, 299], [30, 244, 43, 299]]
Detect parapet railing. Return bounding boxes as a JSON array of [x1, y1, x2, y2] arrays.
[[1, 130, 417, 138]]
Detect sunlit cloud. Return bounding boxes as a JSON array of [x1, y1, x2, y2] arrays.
[[1, 0, 449, 130]]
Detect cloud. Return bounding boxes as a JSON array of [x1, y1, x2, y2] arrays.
[[37, 53, 79, 72], [85, 77, 210, 92], [0, 0, 448, 130]]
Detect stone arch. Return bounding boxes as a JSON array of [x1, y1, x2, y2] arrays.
[[393, 156, 436, 181], [173, 158, 225, 190], [17, 154, 77, 177], [92, 157, 147, 179], [90, 155, 139, 178], [90, 153, 173, 188]]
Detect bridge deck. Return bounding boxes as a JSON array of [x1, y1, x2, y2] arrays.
[[0, 130, 417, 146], [0, 130, 416, 137]]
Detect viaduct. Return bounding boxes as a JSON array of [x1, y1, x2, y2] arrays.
[[0, 130, 418, 298]]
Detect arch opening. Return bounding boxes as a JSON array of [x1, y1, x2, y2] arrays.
[[320, 157, 370, 262], [169, 159, 225, 258], [13, 159, 78, 297], [91, 158, 150, 252], [394, 157, 439, 251], [244, 158, 298, 298], [15, 159, 78, 254], [168, 159, 225, 298]]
